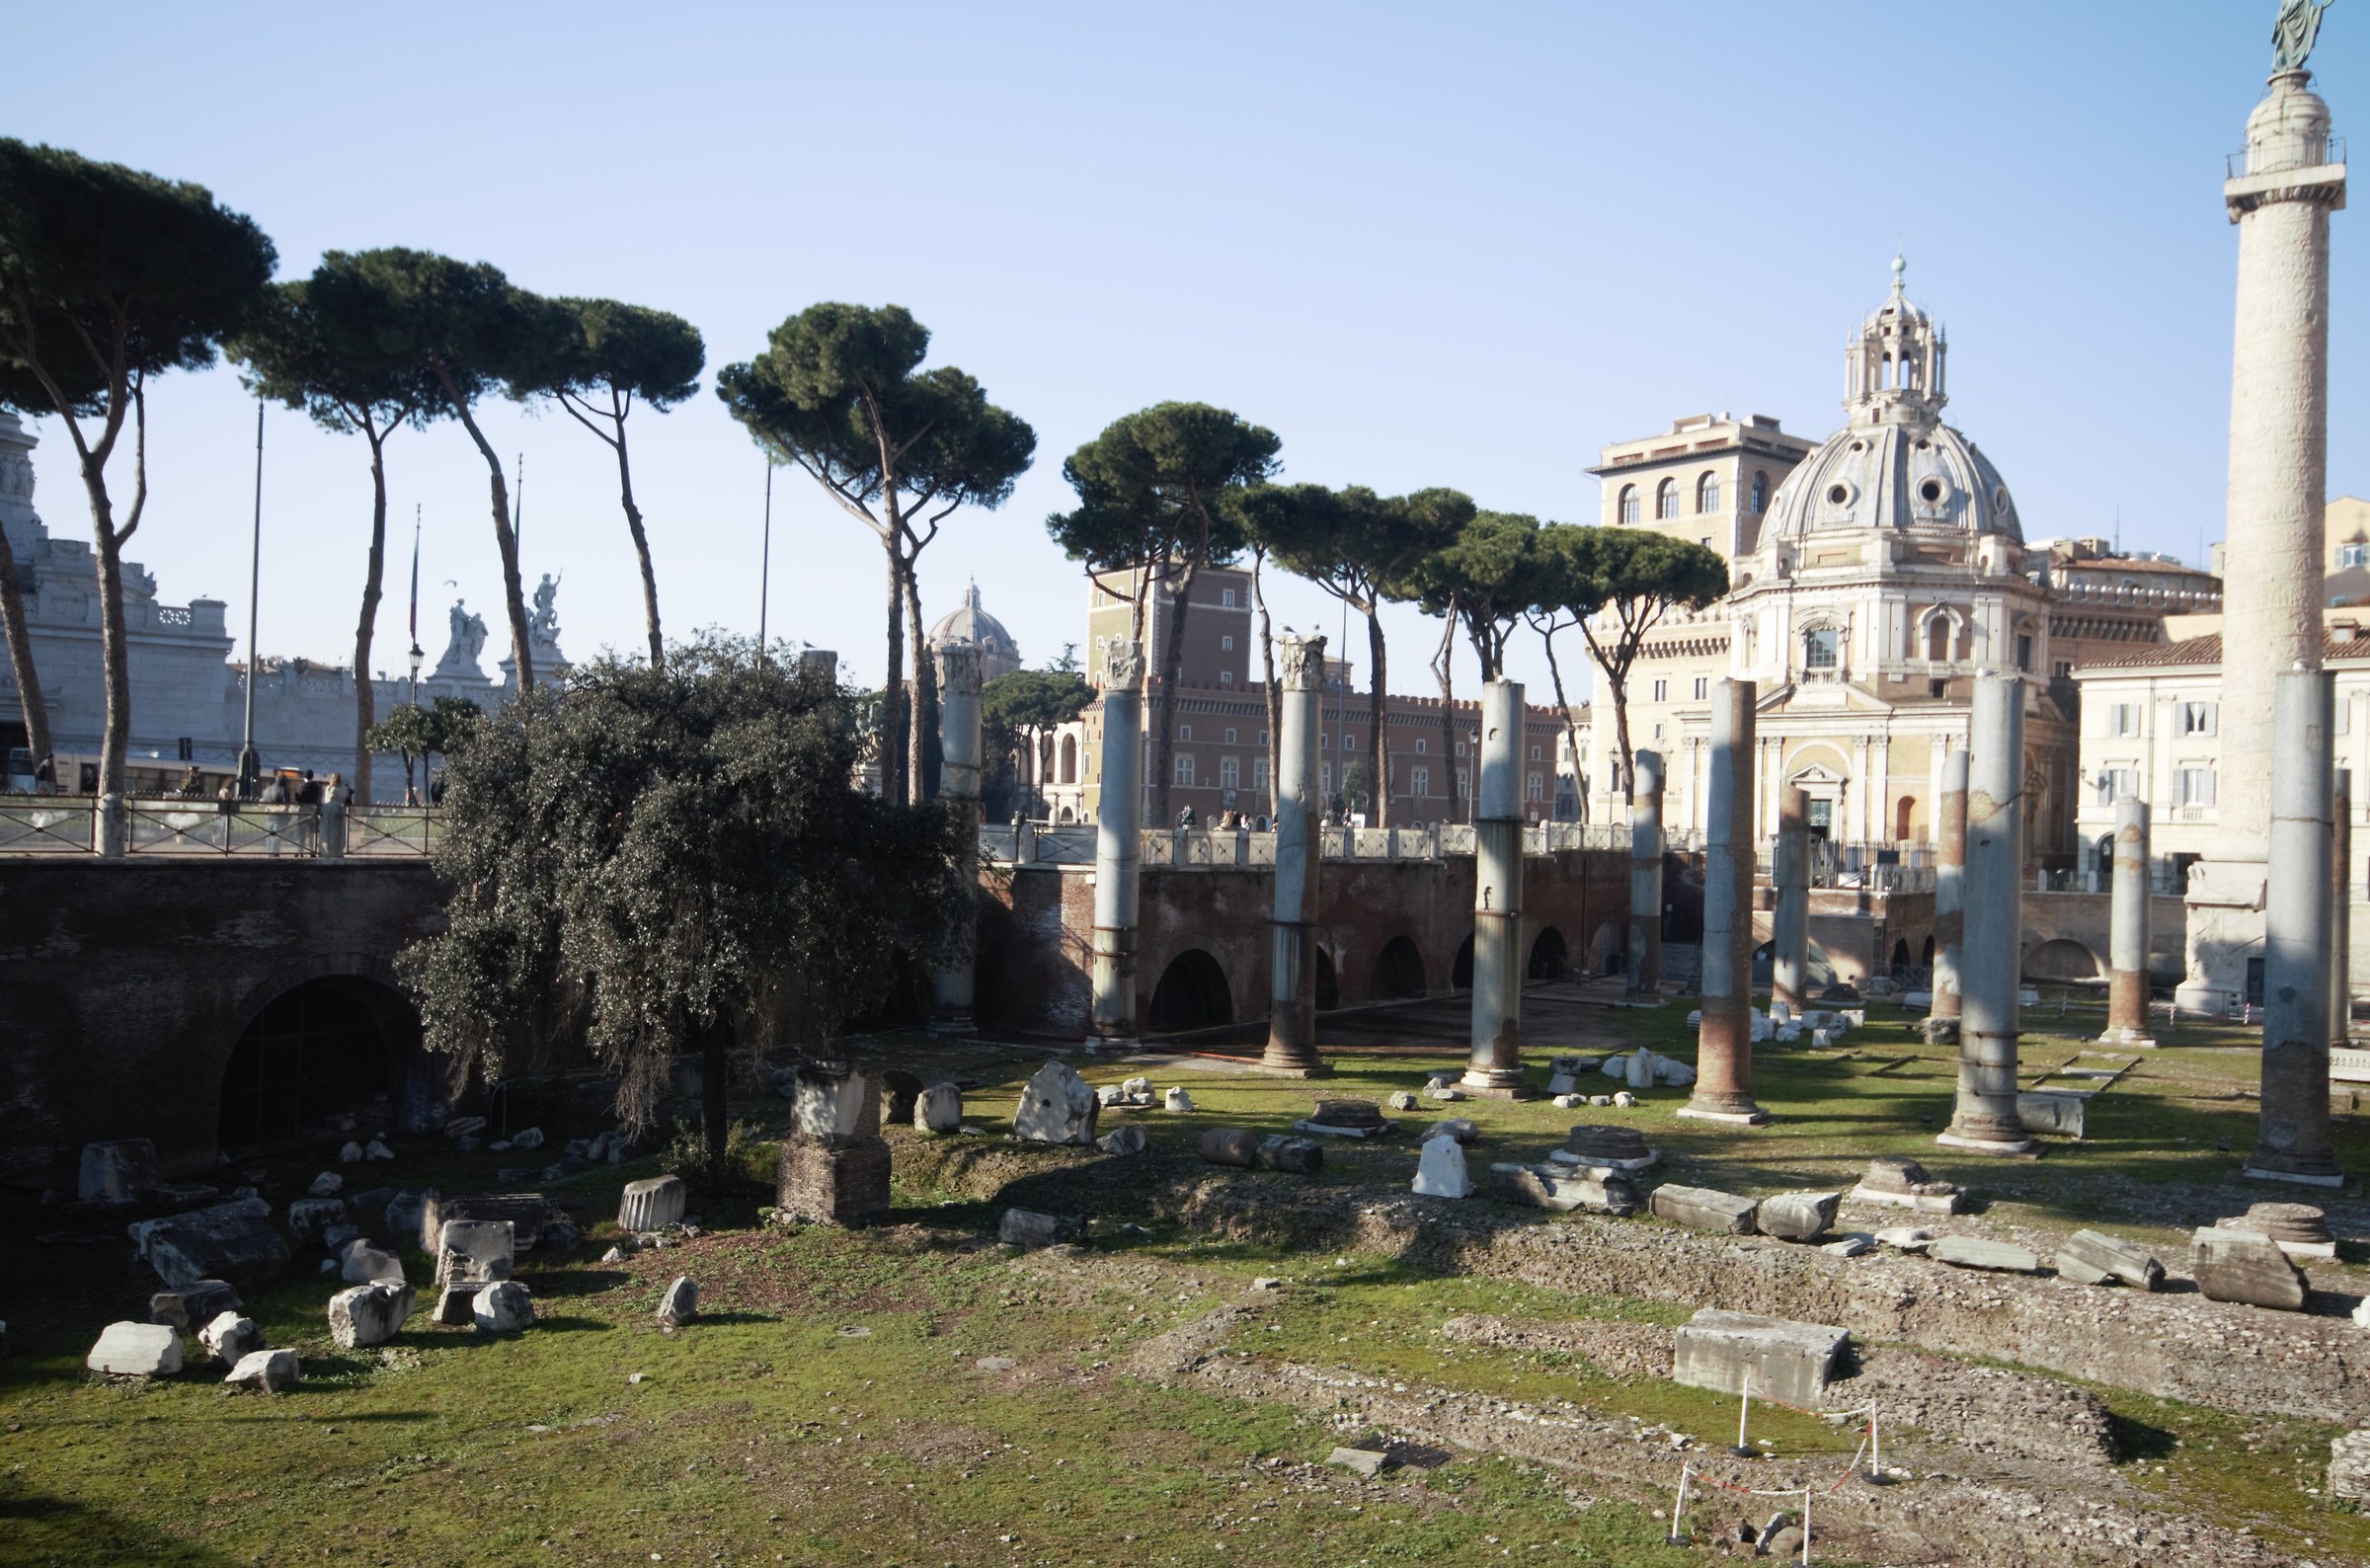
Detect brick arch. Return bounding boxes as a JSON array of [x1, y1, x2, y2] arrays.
[[218, 953, 444, 1139]]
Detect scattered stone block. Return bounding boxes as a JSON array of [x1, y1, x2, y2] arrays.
[[658, 1276, 698, 1327], [149, 1280, 241, 1330], [365, 1139, 394, 1161], [223, 1347, 298, 1393], [1120, 1076, 1152, 1101], [2330, 1430, 2370, 1503], [473, 1280, 535, 1334], [1095, 1083, 1125, 1108], [1851, 1155, 1964, 1214], [2015, 1091, 2087, 1138], [1611, 1091, 1637, 1108], [322, 1223, 363, 1254], [1411, 1134, 1472, 1200], [1757, 1191, 1842, 1242], [308, 1172, 344, 1198], [1551, 1093, 1583, 1109], [434, 1219, 517, 1292], [286, 1198, 348, 1245], [2056, 1230, 2165, 1290], [79, 1139, 158, 1204], [198, 1311, 264, 1366], [1929, 1236, 2040, 1273], [1013, 1060, 1100, 1146], [1256, 1136, 1323, 1175], [1326, 1445, 1392, 1477], [1672, 1308, 1848, 1408], [1386, 1091, 1419, 1111], [384, 1190, 433, 1247], [618, 1176, 687, 1232], [2191, 1227, 2308, 1310], [329, 1282, 414, 1348], [999, 1208, 1084, 1249], [1548, 1125, 1659, 1175], [142, 1200, 289, 1291], [1588, 1094, 1613, 1107], [879, 1069, 924, 1128], [790, 1064, 880, 1141], [1422, 1118, 1477, 1145], [1298, 1099, 1387, 1137], [511, 1128, 545, 1150], [441, 1115, 488, 1139], [1649, 1185, 1758, 1234], [1822, 1234, 1874, 1259], [1197, 1128, 1262, 1167], [1163, 1087, 1195, 1113], [87, 1320, 182, 1377], [421, 1193, 550, 1255], [777, 1137, 893, 1227], [1425, 1085, 1462, 1102], [1487, 1162, 1640, 1215], [342, 1245, 407, 1287], [340, 1140, 365, 1164], [915, 1081, 964, 1134], [1096, 1124, 1148, 1156]]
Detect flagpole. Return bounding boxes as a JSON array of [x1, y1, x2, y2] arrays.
[[757, 455, 774, 661], [237, 396, 264, 798], [512, 451, 524, 559], [407, 506, 424, 710]]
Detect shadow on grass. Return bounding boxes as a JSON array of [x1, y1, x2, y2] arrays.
[[0, 1491, 242, 1565]]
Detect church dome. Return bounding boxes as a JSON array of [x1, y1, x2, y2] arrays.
[[1765, 259, 2022, 544], [929, 581, 1023, 681]]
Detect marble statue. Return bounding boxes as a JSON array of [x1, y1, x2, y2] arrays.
[[435, 600, 491, 680], [2274, 0, 2332, 71], [531, 573, 561, 639]]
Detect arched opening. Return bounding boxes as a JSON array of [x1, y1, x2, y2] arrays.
[[1148, 949, 1232, 1033], [1889, 938, 1911, 972], [1452, 932, 1475, 990], [1895, 795, 1917, 841], [1315, 947, 1339, 1011], [219, 977, 413, 1151], [1060, 735, 1078, 785], [1059, 806, 1075, 823], [1590, 919, 1624, 976], [1528, 926, 1568, 980], [1655, 478, 1680, 520], [1802, 627, 1839, 670], [1369, 935, 1427, 1000], [1921, 935, 1936, 966], [1925, 615, 1949, 662], [1750, 471, 1770, 512], [2023, 939, 2100, 982], [1696, 473, 1719, 514]]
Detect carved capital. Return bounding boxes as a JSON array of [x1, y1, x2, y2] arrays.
[[1099, 635, 1145, 689], [1277, 633, 1328, 692], [934, 639, 982, 697]]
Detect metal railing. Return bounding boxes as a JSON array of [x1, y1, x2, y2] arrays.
[[984, 818, 1708, 868], [0, 795, 440, 858], [2229, 134, 2346, 179], [0, 797, 96, 853]]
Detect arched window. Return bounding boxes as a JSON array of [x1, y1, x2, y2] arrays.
[[1750, 471, 1770, 512], [1697, 473, 1719, 513], [1655, 479, 1680, 520], [1059, 734, 1078, 784], [1925, 615, 1950, 663], [1618, 485, 1639, 526]]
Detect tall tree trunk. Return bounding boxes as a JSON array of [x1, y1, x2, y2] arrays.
[[1251, 549, 1280, 821], [1150, 560, 1199, 823], [352, 427, 389, 802], [904, 559, 938, 806], [879, 547, 907, 803], [1536, 620, 1585, 823], [90, 477, 130, 796], [610, 409, 664, 671], [1365, 607, 1389, 829], [438, 381, 533, 693], [700, 1015, 730, 1176], [1431, 612, 1459, 824], [0, 520, 50, 776]]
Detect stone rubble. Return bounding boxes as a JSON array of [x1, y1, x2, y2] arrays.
[[223, 1347, 299, 1393], [1755, 1190, 1841, 1242], [999, 1208, 1085, 1249], [915, 1081, 964, 1134], [148, 1279, 242, 1330], [329, 1282, 414, 1348], [1410, 1135, 1472, 1200], [472, 1280, 535, 1334], [78, 1138, 159, 1205], [1850, 1154, 1964, 1214], [1671, 1308, 1848, 1408], [1163, 1087, 1195, 1113], [2054, 1229, 2165, 1290], [657, 1276, 699, 1327], [86, 1320, 182, 1377], [1095, 1124, 1148, 1156], [1928, 1235, 2041, 1274], [1648, 1184, 1759, 1234], [138, 1198, 289, 1290], [307, 1171, 343, 1198], [2190, 1226, 2309, 1310], [1012, 1060, 1100, 1146], [198, 1310, 265, 1366]]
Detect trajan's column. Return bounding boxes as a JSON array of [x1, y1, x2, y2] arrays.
[[2179, 1, 2346, 1011]]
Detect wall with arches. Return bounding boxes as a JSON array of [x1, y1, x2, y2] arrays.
[[0, 860, 456, 1188]]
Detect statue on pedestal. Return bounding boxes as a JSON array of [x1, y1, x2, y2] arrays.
[[2274, 0, 2332, 72]]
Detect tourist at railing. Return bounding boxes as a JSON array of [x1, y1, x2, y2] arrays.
[[31, 752, 53, 795]]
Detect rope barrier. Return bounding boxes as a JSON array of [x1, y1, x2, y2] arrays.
[[1667, 1395, 1880, 1563]]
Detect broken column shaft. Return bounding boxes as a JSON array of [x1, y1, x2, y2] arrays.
[[930, 641, 983, 1035], [2100, 794, 2155, 1048], [1771, 783, 1810, 1016], [2248, 666, 2341, 1186], [2332, 767, 2353, 1049], [1684, 679, 1767, 1125], [1089, 639, 1145, 1046], [1462, 679, 1534, 1097], [1929, 747, 1968, 1040], [1939, 675, 2033, 1155], [1626, 748, 1664, 996], [1261, 634, 1327, 1076]]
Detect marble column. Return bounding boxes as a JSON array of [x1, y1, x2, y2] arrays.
[[930, 642, 983, 1035], [1770, 785, 1810, 1017], [1262, 634, 1327, 1076], [1939, 676, 2033, 1155], [1926, 748, 1968, 1043], [2099, 795, 2154, 1048], [1683, 679, 1767, 1124], [1626, 749, 1664, 996], [1462, 679, 1535, 1097], [2331, 768, 2353, 1047], [2247, 668, 2341, 1185], [1089, 639, 1145, 1046]]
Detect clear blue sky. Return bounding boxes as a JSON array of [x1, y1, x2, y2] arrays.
[[6, 2, 2362, 702]]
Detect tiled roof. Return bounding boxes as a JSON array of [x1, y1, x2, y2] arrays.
[[2080, 630, 2370, 671]]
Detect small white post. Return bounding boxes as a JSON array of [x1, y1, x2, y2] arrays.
[[1732, 1371, 1753, 1456], [1668, 1462, 1690, 1545], [1801, 1488, 1812, 1566]]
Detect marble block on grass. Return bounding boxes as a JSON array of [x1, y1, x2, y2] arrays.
[[1012, 1060, 1099, 1146], [224, 1347, 298, 1393], [87, 1320, 181, 1377], [1757, 1191, 1841, 1242], [1929, 1235, 2040, 1273], [618, 1175, 687, 1232], [328, 1282, 414, 1348], [1672, 1308, 1847, 1409], [1411, 1135, 1472, 1199], [2191, 1227, 2308, 1310], [2056, 1230, 2164, 1290], [1648, 1185, 1758, 1235], [79, 1138, 158, 1204]]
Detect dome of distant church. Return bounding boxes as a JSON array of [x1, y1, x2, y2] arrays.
[[1765, 258, 2022, 545], [929, 582, 1023, 681]]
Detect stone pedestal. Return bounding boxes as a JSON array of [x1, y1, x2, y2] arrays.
[[776, 1137, 892, 1226], [1261, 635, 1328, 1075], [1461, 680, 1535, 1098]]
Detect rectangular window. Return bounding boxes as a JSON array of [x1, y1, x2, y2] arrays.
[[1320, 733, 1330, 748], [1530, 745, 1542, 760], [1219, 670, 1232, 686], [2054, 661, 2074, 679], [1652, 723, 1664, 740], [2094, 766, 2139, 807], [1220, 755, 1240, 789], [1252, 758, 1269, 794], [1455, 742, 1466, 757], [1222, 588, 1237, 606], [1179, 724, 1193, 742], [2176, 766, 2216, 807], [2016, 633, 2033, 671], [1415, 738, 1427, 754], [1320, 761, 1332, 792], [1411, 764, 1431, 797], [2343, 544, 2369, 569], [1693, 675, 1708, 699], [2341, 701, 2354, 737], [2108, 703, 2141, 738], [1457, 767, 1470, 799], [1175, 754, 1196, 787], [1224, 728, 1237, 744], [1651, 678, 1668, 701], [2178, 701, 2216, 737], [1258, 731, 1269, 745], [1527, 771, 1544, 801]]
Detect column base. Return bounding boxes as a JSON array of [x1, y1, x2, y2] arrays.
[[1255, 1051, 1329, 1078], [1457, 1069, 1540, 1101], [926, 1012, 976, 1038], [1675, 1102, 1771, 1127], [1936, 1129, 2039, 1158], [1084, 1033, 1141, 1054], [2096, 1029, 2158, 1049], [2241, 1158, 2346, 1188]]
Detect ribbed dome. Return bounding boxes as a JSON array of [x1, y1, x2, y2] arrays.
[[928, 582, 1023, 681], [1766, 419, 2019, 543]]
